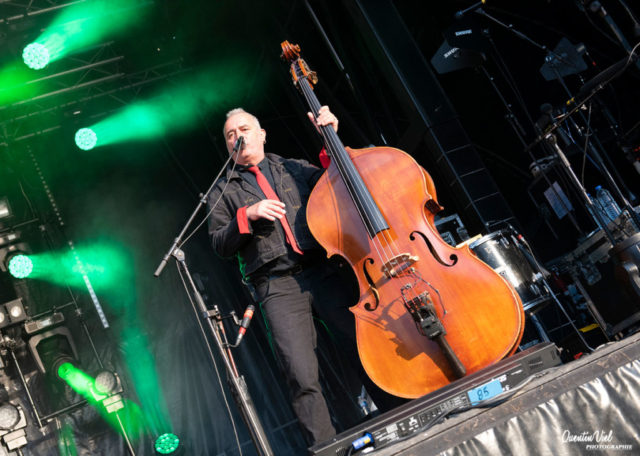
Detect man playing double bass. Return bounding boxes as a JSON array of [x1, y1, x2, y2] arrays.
[[207, 106, 404, 445]]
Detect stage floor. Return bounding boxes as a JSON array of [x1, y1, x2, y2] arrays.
[[367, 333, 640, 455]]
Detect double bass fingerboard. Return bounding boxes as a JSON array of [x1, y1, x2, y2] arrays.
[[295, 73, 390, 239]]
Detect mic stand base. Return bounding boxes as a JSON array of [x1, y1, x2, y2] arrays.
[[173, 249, 274, 456]]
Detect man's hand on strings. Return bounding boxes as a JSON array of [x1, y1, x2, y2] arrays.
[[307, 106, 339, 134]]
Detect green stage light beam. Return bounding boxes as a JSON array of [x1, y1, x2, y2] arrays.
[[22, 43, 50, 70], [58, 362, 148, 441], [155, 434, 180, 454], [89, 58, 257, 146], [75, 128, 98, 150], [25, 241, 172, 436], [34, 0, 150, 64], [8, 254, 33, 279]]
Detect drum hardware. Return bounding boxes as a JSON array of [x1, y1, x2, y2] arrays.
[[609, 234, 640, 333], [434, 213, 471, 247], [529, 156, 556, 178], [470, 230, 551, 314], [471, 229, 594, 352]]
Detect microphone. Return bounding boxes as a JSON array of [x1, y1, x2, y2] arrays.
[[234, 304, 255, 346], [233, 136, 245, 153], [455, 0, 485, 20], [579, 53, 638, 97]]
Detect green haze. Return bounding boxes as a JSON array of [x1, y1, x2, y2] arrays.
[[36, 0, 150, 63], [90, 58, 255, 146]]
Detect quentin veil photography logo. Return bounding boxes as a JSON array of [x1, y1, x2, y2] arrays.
[[562, 430, 633, 451]]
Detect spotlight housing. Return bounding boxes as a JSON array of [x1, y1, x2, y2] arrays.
[[0, 198, 12, 221], [27, 327, 79, 378], [74, 128, 97, 150], [0, 404, 20, 430], [0, 299, 28, 330], [0, 402, 27, 452], [22, 43, 50, 70]]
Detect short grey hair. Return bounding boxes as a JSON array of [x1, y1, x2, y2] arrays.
[[223, 108, 261, 136]]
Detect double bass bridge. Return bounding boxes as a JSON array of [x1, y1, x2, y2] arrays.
[[381, 253, 419, 278]]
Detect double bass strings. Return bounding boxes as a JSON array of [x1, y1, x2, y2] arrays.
[[297, 73, 424, 306], [298, 76, 424, 305]]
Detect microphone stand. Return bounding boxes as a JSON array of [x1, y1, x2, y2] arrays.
[[154, 139, 275, 456]]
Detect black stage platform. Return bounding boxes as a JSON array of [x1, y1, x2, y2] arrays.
[[319, 333, 640, 455]]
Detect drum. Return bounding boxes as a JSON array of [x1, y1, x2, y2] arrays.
[[470, 230, 550, 313]]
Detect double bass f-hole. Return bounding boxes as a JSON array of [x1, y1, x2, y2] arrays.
[[363, 258, 380, 311], [411, 231, 458, 267]]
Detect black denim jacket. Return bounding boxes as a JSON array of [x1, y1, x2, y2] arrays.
[[207, 153, 324, 277]]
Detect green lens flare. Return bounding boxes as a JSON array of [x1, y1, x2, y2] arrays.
[[155, 434, 179, 454], [22, 43, 50, 70], [75, 128, 97, 150], [8, 254, 33, 279]]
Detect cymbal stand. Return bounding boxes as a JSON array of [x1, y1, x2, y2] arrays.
[[473, 6, 639, 228], [475, 8, 575, 68], [479, 65, 585, 237], [524, 70, 640, 243], [547, 56, 638, 209]]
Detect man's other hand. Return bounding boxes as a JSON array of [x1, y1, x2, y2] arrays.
[[246, 200, 286, 221]]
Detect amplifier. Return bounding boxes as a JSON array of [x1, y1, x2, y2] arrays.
[[309, 343, 561, 456]]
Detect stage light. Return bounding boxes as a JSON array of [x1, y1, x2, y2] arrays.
[[22, 43, 50, 70], [0, 299, 28, 329], [94, 370, 118, 396], [6, 254, 32, 279], [0, 402, 27, 452], [0, 198, 11, 221], [0, 404, 19, 430], [155, 433, 180, 454], [0, 232, 19, 248], [27, 326, 79, 379], [74, 128, 97, 150], [24, 312, 65, 335], [8, 305, 22, 319]]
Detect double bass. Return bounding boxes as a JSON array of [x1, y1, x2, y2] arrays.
[[281, 42, 524, 399]]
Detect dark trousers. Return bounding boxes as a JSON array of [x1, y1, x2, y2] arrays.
[[255, 261, 406, 446]]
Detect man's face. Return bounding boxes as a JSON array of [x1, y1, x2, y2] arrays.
[[224, 113, 266, 166]]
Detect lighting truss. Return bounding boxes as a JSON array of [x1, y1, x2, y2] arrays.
[[0, 41, 189, 146], [0, 0, 87, 26]]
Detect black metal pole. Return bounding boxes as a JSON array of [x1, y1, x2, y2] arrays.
[[7, 347, 43, 428], [548, 58, 638, 212], [479, 65, 585, 236], [175, 251, 274, 456], [548, 137, 617, 245], [154, 146, 237, 277]]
